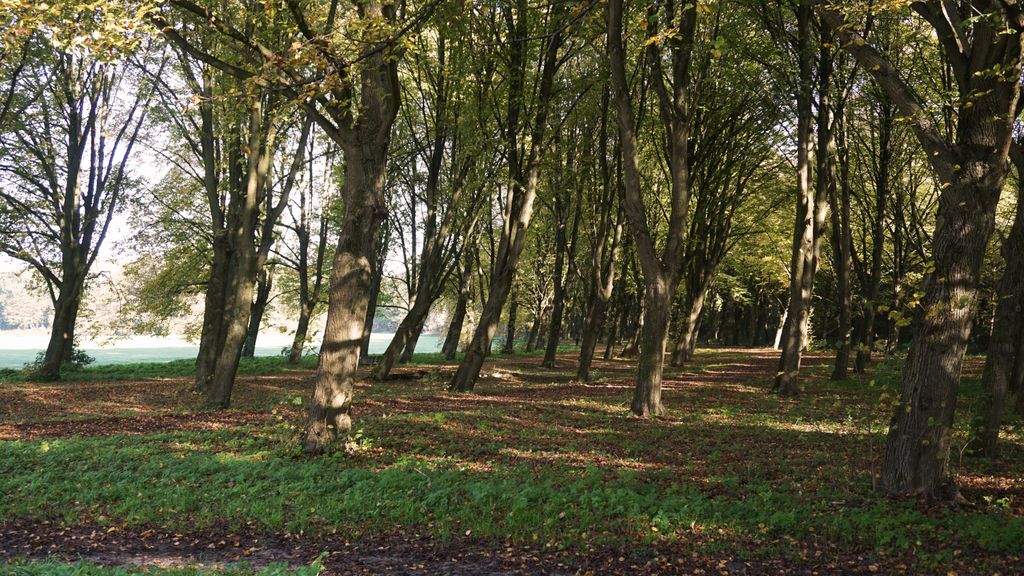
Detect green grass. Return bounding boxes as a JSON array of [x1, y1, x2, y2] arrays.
[[1, 348, 1021, 572], [0, 560, 322, 575], [0, 355, 321, 384], [0, 342, 583, 383], [1, 411, 1021, 558]]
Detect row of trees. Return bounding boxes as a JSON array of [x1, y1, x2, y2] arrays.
[[3, 0, 1024, 499]]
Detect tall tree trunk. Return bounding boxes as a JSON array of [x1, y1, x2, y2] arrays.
[[195, 236, 230, 391], [242, 267, 273, 358], [304, 149, 390, 453], [880, 178, 1002, 495], [502, 289, 518, 355], [289, 301, 314, 364], [608, 0, 696, 416], [442, 262, 472, 360], [854, 100, 892, 374], [206, 103, 276, 408], [774, 1, 823, 397], [38, 274, 84, 379], [822, 1, 1022, 497], [360, 232, 385, 361], [543, 178, 582, 367], [829, 104, 852, 380], [976, 148, 1024, 457], [447, 6, 564, 392], [399, 314, 427, 362], [631, 278, 672, 417]]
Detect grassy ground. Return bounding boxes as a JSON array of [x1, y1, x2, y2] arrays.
[[1, 348, 1021, 574]]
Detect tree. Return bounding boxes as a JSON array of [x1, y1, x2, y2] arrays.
[[820, 0, 1024, 498], [447, 0, 569, 392], [609, 0, 699, 416], [153, 0, 434, 452], [0, 37, 152, 379]]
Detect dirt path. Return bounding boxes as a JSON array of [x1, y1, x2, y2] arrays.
[[0, 519, 894, 575]]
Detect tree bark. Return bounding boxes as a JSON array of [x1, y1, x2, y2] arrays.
[[38, 275, 84, 379], [608, 0, 696, 416], [447, 4, 564, 392], [359, 228, 386, 361], [242, 267, 273, 358], [821, 0, 1022, 498], [305, 149, 391, 453], [542, 172, 582, 367], [829, 99, 852, 380], [774, 1, 823, 397], [976, 147, 1024, 457], [502, 289, 519, 355]]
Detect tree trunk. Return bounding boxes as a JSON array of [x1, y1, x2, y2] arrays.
[[631, 278, 671, 417], [446, 3, 564, 392], [543, 183, 581, 367], [976, 151, 1024, 457], [38, 277, 83, 380], [502, 288, 518, 355], [360, 237, 384, 361], [304, 148, 390, 454], [242, 267, 273, 358], [205, 254, 257, 407], [399, 314, 427, 362], [774, 0, 820, 397], [442, 285, 469, 360], [577, 297, 607, 382], [880, 179, 1000, 496], [829, 106, 852, 380], [378, 296, 431, 378], [195, 235, 231, 391], [449, 266, 514, 390], [288, 300, 314, 364], [671, 279, 709, 366]]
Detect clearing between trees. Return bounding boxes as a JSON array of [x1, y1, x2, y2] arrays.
[[1, 348, 1021, 575]]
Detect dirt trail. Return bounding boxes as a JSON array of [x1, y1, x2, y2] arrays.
[[0, 519, 889, 575]]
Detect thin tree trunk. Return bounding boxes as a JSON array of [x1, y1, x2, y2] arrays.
[[829, 104, 852, 380], [399, 314, 427, 362], [447, 8, 564, 392], [360, 233, 385, 361], [775, 2, 823, 397], [442, 265, 471, 360], [242, 267, 273, 358], [502, 287, 518, 355]]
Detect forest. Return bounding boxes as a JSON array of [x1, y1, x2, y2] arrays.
[[1, 0, 1024, 574]]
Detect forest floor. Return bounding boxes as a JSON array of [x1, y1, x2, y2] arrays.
[[0, 348, 1022, 575]]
